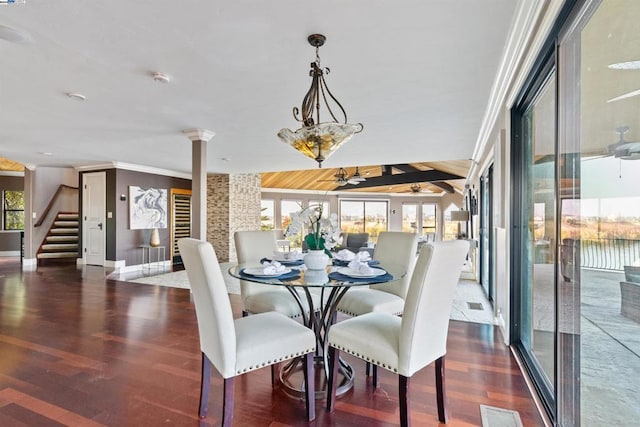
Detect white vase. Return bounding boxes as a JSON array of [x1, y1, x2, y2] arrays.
[[149, 228, 160, 247], [304, 249, 329, 270], [304, 269, 328, 285]]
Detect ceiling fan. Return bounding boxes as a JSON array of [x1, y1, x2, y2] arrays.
[[604, 126, 640, 160], [399, 183, 432, 194], [318, 167, 366, 186]]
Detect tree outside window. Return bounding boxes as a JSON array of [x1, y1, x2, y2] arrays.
[[281, 200, 303, 247], [260, 199, 275, 230], [3, 190, 25, 230]]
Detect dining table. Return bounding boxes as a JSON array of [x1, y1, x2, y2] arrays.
[[228, 257, 406, 400]]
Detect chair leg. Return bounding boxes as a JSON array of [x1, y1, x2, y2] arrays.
[[199, 353, 211, 418], [271, 363, 278, 387], [435, 356, 447, 423], [222, 377, 235, 427], [399, 375, 410, 427], [326, 346, 340, 412], [242, 310, 249, 317], [366, 361, 370, 376], [302, 352, 316, 421], [372, 364, 379, 388]]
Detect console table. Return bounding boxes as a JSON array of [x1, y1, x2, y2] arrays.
[[139, 245, 166, 271]]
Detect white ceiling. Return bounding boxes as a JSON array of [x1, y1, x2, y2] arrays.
[[0, 0, 520, 175]]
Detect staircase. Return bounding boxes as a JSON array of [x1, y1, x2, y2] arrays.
[[37, 212, 79, 262]]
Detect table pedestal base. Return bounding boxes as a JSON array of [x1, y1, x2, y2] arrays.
[[279, 355, 354, 400]]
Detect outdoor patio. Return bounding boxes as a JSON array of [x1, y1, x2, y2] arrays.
[[581, 268, 640, 426]]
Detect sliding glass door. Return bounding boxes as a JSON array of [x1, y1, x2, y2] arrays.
[[480, 165, 494, 301], [512, 52, 557, 416]]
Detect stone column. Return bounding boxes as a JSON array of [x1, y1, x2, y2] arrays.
[[183, 129, 215, 241]]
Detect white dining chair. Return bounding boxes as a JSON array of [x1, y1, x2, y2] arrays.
[[337, 231, 419, 317], [336, 231, 418, 379], [326, 240, 470, 426], [234, 230, 317, 318], [178, 238, 316, 425]]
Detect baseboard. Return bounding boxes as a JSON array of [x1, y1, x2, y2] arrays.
[[104, 259, 127, 270], [22, 257, 37, 271], [0, 251, 20, 257]]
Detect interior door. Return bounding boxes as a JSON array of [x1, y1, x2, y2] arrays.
[[83, 172, 106, 266]]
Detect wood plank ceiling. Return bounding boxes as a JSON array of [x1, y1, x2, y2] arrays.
[[261, 160, 471, 195]]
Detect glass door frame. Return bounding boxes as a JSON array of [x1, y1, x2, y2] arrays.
[[479, 165, 494, 301], [510, 43, 558, 421]]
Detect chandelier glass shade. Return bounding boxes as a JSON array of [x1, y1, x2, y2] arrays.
[[278, 34, 363, 167]]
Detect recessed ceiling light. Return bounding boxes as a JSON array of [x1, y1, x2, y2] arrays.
[[39, 152, 53, 156], [66, 93, 86, 101], [152, 72, 171, 83], [221, 157, 231, 162], [608, 60, 640, 70]]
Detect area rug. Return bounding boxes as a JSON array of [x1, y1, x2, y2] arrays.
[[126, 262, 240, 295]]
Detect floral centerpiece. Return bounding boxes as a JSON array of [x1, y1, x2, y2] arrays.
[[285, 203, 342, 267]]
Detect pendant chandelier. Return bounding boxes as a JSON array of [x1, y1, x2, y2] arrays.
[[278, 34, 363, 168]]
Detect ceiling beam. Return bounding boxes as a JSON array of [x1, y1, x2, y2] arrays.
[[429, 181, 455, 193], [338, 169, 464, 190], [389, 163, 420, 173]]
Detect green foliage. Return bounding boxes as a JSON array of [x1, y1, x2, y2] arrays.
[[3, 191, 25, 230]]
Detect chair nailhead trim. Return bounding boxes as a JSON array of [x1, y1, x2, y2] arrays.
[[234, 347, 315, 375], [330, 344, 398, 373]]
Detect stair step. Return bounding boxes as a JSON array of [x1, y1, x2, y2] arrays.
[[37, 252, 78, 259], [46, 235, 78, 243], [50, 228, 79, 234], [53, 220, 78, 228], [57, 213, 79, 220], [41, 243, 78, 251]]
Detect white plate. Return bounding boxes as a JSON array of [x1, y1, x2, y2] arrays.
[[337, 267, 386, 278], [243, 267, 292, 277]]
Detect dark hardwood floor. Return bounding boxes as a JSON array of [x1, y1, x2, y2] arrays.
[[0, 258, 544, 426]]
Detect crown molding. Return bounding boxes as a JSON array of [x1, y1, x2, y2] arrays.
[[75, 162, 191, 180], [470, 0, 564, 180]]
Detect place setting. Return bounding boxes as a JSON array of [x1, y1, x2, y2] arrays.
[[240, 259, 301, 280], [328, 256, 393, 283], [331, 248, 380, 267], [260, 249, 305, 266]]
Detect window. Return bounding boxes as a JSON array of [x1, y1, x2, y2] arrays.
[[260, 199, 275, 230], [281, 199, 303, 247], [443, 204, 458, 241], [3, 190, 25, 230], [421, 203, 437, 234], [402, 204, 418, 233], [339, 200, 388, 243]]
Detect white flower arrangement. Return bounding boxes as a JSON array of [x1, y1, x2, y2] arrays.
[[285, 204, 342, 255]]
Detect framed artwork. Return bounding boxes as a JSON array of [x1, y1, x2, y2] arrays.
[[129, 186, 168, 229]]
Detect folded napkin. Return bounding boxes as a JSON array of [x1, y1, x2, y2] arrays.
[[334, 249, 356, 261], [261, 260, 287, 274], [272, 249, 303, 261], [347, 260, 375, 275], [356, 250, 371, 261]]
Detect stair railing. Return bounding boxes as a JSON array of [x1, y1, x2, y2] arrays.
[[34, 184, 79, 227]]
